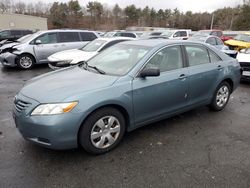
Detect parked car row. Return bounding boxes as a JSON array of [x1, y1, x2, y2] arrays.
[[0, 30, 99, 69], [0, 28, 250, 81]]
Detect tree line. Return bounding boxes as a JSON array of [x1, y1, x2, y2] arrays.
[[0, 0, 250, 31]]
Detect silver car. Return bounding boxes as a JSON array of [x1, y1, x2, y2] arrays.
[[0, 29, 99, 69]]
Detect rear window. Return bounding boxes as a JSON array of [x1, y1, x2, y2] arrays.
[[58, 32, 80, 42], [80, 32, 97, 41]]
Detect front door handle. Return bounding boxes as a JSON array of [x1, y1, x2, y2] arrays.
[[179, 74, 187, 80], [217, 65, 223, 70]]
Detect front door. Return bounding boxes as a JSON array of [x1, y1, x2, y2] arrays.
[[33, 32, 60, 63], [132, 45, 189, 125]]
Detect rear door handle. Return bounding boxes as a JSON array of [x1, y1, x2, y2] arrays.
[[179, 74, 187, 80]]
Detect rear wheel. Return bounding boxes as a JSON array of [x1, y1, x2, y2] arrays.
[[79, 107, 126, 154], [16, 54, 35, 69], [209, 82, 231, 111]]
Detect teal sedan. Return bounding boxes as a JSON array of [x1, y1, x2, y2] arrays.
[[13, 40, 241, 154]]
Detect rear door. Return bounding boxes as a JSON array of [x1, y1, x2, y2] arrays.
[[184, 44, 223, 105], [132, 45, 189, 125], [33, 32, 59, 63]]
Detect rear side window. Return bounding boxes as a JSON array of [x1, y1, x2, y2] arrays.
[[217, 31, 222, 37], [216, 38, 223, 45], [80, 32, 97, 41], [35, 33, 58, 44], [58, 32, 80, 42], [209, 50, 222, 63], [206, 37, 217, 45], [185, 45, 210, 66]]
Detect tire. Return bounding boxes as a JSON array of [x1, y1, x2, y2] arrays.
[[209, 82, 231, 111], [16, 54, 35, 69], [79, 107, 126, 154]]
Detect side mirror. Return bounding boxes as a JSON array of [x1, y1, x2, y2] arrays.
[[139, 68, 160, 78], [35, 39, 42, 45], [173, 34, 178, 38]]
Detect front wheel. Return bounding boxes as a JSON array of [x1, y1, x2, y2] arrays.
[[16, 54, 35, 69], [79, 107, 126, 154], [209, 82, 231, 111]]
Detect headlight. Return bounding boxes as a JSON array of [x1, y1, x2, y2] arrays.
[[31, 102, 78, 115]]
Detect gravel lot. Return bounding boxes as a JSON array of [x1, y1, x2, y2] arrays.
[[0, 65, 250, 188]]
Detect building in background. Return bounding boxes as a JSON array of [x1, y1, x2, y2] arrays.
[[0, 13, 47, 31]]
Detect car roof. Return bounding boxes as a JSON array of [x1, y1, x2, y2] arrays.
[[189, 35, 221, 42], [96, 37, 135, 42], [121, 39, 190, 47], [38, 29, 98, 34]]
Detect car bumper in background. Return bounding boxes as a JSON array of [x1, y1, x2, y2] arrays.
[[239, 62, 250, 81], [0, 52, 17, 67]]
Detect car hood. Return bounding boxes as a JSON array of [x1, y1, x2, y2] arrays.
[[0, 42, 19, 50], [225, 39, 250, 49], [20, 66, 119, 103], [48, 49, 97, 64]]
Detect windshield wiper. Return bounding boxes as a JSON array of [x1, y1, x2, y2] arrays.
[[79, 61, 106, 74]]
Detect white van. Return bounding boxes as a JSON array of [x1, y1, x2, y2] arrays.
[[161, 30, 190, 40]]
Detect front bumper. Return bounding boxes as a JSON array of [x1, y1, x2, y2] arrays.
[[13, 93, 84, 150], [48, 62, 71, 70], [0, 52, 17, 67]]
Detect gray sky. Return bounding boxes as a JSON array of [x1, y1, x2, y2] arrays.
[[33, 0, 242, 12]]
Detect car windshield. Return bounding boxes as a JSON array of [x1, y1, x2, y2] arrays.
[[81, 39, 107, 52], [234, 34, 250, 42], [161, 31, 174, 37], [18, 32, 41, 43], [83, 44, 150, 76], [16, 34, 31, 42]]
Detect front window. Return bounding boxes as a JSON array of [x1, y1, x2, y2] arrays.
[[234, 34, 250, 43], [81, 40, 107, 52], [145, 46, 183, 72], [35, 33, 58, 44], [84, 44, 150, 76]]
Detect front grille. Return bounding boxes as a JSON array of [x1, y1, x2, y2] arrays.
[[239, 62, 250, 70], [14, 99, 30, 113]]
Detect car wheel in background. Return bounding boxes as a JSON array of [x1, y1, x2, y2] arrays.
[[209, 82, 231, 111], [79, 107, 126, 154], [16, 54, 35, 69]]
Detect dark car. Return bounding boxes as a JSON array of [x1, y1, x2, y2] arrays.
[[0, 29, 33, 42]]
